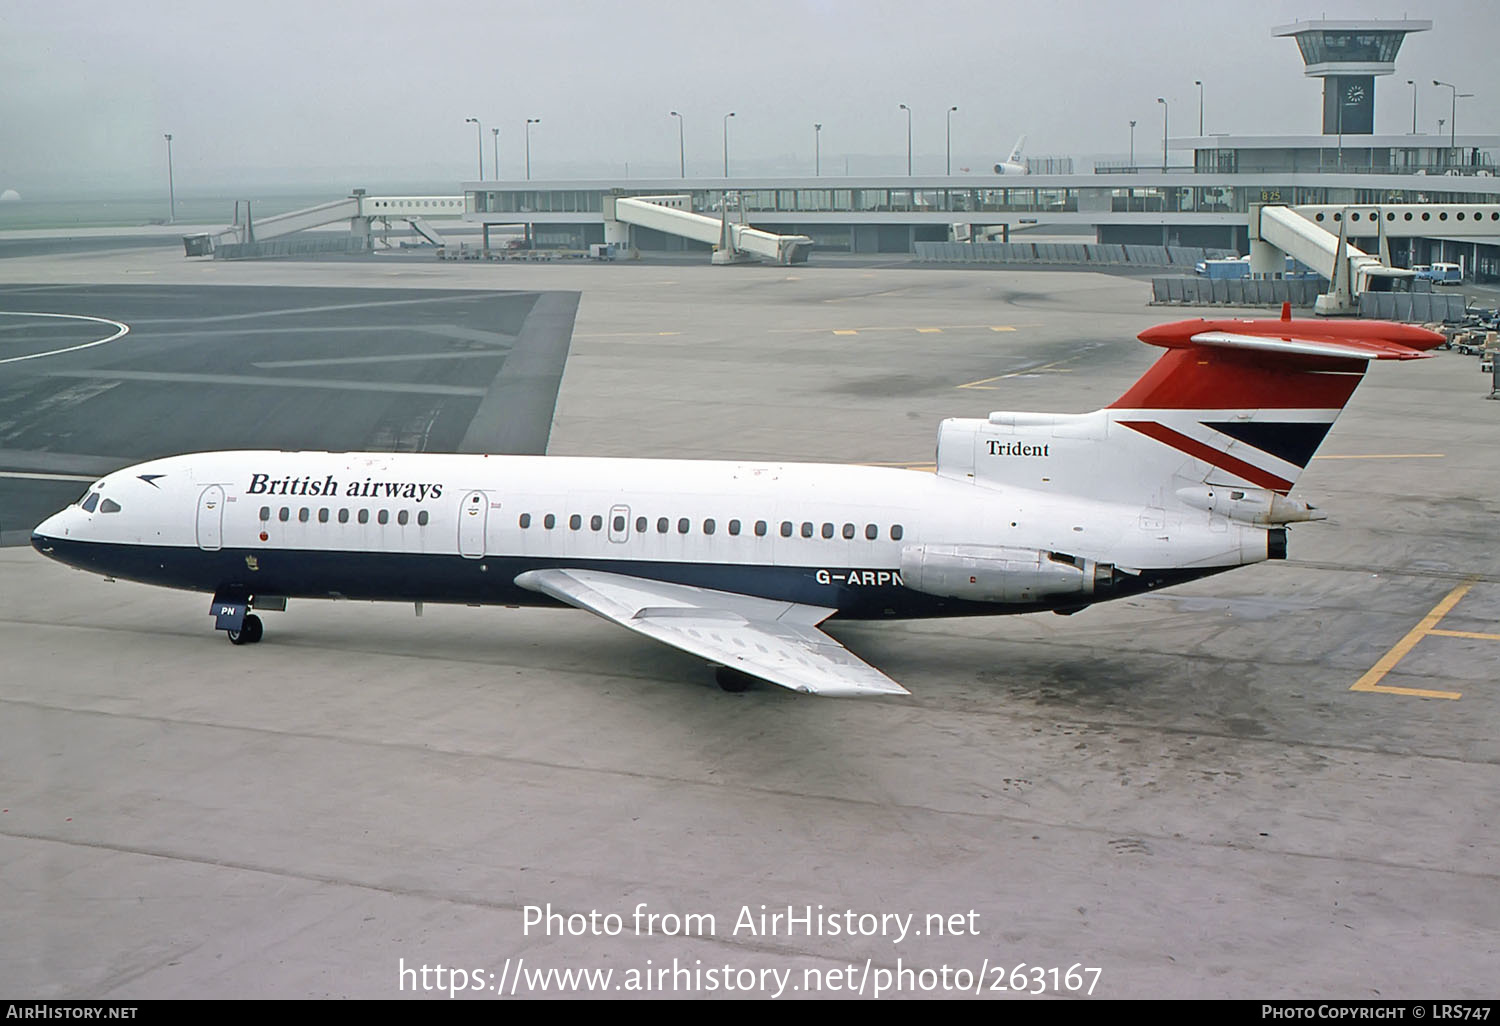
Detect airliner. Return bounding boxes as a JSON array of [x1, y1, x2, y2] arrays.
[[31, 309, 1441, 697], [993, 135, 1028, 175]]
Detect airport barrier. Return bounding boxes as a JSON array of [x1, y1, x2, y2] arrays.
[[1357, 291, 1468, 323], [915, 242, 1235, 268], [213, 236, 370, 260], [1150, 276, 1327, 308]]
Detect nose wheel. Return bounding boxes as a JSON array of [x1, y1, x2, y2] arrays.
[[226, 614, 264, 645]]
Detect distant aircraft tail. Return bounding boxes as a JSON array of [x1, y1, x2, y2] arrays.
[[936, 307, 1443, 516], [1007, 135, 1027, 164]]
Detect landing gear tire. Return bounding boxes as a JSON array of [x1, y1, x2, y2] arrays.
[[228, 614, 264, 646], [714, 666, 754, 693]]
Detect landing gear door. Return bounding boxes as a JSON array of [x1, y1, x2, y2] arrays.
[[196, 485, 225, 551], [459, 490, 488, 558]]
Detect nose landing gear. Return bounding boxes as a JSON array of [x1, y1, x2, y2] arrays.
[[226, 614, 263, 645], [211, 592, 280, 646]]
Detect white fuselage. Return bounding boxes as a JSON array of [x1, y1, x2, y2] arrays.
[[33, 449, 1269, 619]]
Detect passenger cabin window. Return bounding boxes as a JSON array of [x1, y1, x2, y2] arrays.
[[842, 523, 855, 539], [279, 507, 291, 523], [865, 524, 878, 540], [614, 515, 627, 532], [378, 510, 389, 525], [99, 498, 121, 514], [780, 521, 793, 538], [801, 522, 814, 538], [591, 515, 603, 531], [398, 510, 409, 526], [339, 509, 349, 523], [891, 524, 904, 540], [318, 508, 329, 523], [259, 506, 271, 521], [729, 519, 741, 536], [635, 516, 647, 532], [569, 514, 582, 530], [298, 508, 310, 523], [519, 513, 531, 528], [756, 520, 768, 537], [358, 509, 369, 524], [677, 518, 690, 534], [544, 514, 556, 529], [417, 510, 429, 526], [704, 518, 715, 535], [821, 522, 834, 539], [657, 517, 669, 534]]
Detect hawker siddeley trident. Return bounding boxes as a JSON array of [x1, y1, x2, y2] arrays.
[[32, 309, 1441, 697]]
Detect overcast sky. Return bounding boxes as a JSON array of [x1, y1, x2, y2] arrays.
[[2, 0, 1496, 196]]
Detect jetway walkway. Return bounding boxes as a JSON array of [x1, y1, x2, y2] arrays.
[[1253, 202, 1500, 315], [193, 193, 463, 255], [610, 195, 812, 265]]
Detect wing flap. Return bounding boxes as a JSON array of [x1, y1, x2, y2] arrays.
[[515, 568, 909, 697]]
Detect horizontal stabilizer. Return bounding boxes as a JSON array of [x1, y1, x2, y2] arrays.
[[1189, 330, 1432, 361]]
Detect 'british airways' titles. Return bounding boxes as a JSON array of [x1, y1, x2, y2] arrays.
[[246, 473, 444, 502]]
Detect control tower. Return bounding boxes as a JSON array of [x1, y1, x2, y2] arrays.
[[1272, 19, 1430, 135]]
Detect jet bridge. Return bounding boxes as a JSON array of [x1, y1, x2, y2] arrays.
[[1253, 202, 1500, 315], [201, 193, 464, 252], [610, 194, 812, 265], [1253, 203, 1410, 316]]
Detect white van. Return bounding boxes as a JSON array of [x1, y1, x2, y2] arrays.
[[1430, 262, 1463, 285]]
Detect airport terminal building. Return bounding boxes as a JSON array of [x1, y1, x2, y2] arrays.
[[461, 17, 1500, 279]]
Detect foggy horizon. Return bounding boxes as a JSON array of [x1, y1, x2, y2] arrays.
[[3, 0, 1497, 199]]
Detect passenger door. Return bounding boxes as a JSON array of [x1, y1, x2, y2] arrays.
[[458, 490, 488, 559], [196, 485, 224, 551]]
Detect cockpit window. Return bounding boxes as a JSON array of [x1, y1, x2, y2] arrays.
[[81, 492, 100, 513], [99, 498, 122, 514]]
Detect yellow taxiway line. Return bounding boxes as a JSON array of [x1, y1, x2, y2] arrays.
[[1349, 580, 1483, 700]]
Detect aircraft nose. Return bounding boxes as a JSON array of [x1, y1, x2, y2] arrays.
[[32, 510, 67, 555]]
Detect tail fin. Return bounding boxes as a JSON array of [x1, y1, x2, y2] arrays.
[[936, 314, 1442, 506], [1007, 134, 1027, 164], [1112, 316, 1441, 493]]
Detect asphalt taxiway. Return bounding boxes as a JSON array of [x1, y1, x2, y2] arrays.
[[0, 243, 1496, 998]]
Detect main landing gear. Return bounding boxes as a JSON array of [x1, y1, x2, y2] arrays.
[[714, 666, 756, 693], [226, 614, 263, 646]]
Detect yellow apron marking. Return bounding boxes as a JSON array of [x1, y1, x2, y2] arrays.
[[1350, 580, 1481, 700]]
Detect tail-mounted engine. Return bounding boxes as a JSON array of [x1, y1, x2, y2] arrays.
[[900, 544, 1120, 605], [1174, 485, 1325, 525]]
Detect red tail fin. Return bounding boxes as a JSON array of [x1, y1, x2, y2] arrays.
[[1113, 316, 1442, 410]]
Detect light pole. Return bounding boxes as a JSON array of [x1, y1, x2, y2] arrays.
[[1194, 80, 1203, 136], [163, 133, 175, 224], [722, 112, 735, 177], [491, 128, 499, 181], [814, 123, 822, 176], [464, 117, 483, 180], [1156, 97, 1168, 172], [669, 111, 684, 177], [946, 106, 958, 175], [1408, 79, 1418, 134], [899, 103, 912, 175], [525, 118, 540, 180], [1129, 119, 1136, 167], [1434, 80, 1472, 152]]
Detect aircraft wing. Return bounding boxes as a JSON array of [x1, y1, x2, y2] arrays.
[[513, 568, 909, 697]]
